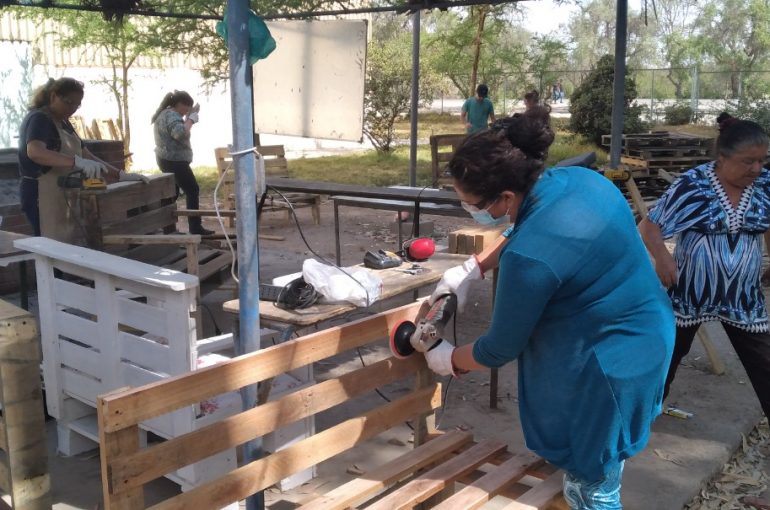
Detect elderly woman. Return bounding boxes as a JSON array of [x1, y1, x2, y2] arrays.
[[638, 117, 770, 419], [423, 107, 674, 510]]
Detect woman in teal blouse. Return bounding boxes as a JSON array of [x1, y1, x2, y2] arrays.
[[423, 107, 674, 509]]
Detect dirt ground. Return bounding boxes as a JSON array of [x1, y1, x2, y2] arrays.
[[4, 195, 768, 509]]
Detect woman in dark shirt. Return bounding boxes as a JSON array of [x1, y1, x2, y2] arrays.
[[18, 77, 117, 237]]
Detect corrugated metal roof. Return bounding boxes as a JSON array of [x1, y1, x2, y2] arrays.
[[0, 12, 206, 69]]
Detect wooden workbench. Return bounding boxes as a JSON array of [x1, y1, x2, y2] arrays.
[[223, 253, 467, 328]]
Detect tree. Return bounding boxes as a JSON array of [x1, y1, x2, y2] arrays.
[[0, 42, 33, 148], [9, 6, 199, 155], [566, 0, 655, 72], [423, 5, 527, 99], [693, 0, 770, 99], [569, 54, 645, 145], [363, 33, 437, 154], [648, 0, 699, 99]]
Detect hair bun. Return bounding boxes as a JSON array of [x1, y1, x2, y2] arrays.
[[716, 112, 739, 132], [491, 106, 554, 161]]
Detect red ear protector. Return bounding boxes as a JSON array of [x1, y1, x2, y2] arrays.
[[401, 237, 435, 262]]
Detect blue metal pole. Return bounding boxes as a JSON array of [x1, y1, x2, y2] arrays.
[[226, 1, 263, 509], [609, 0, 628, 169]]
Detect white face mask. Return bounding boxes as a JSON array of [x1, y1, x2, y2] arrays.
[[470, 206, 511, 226], [462, 196, 511, 226]]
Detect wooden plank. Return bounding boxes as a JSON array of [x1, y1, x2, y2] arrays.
[[432, 452, 542, 510], [143, 385, 442, 510], [101, 205, 178, 237], [104, 234, 201, 246], [116, 297, 168, 338], [500, 471, 564, 510], [99, 300, 424, 432], [365, 440, 508, 510], [99, 390, 144, 510], [109, 355, 426, 492], [625, 177, 649, 217], [175, 209, 237, 218], [119, 332, 171, 375], [298, 430, 473, 510], [196, 250, 232, 282], [16, 238, 198, 292]]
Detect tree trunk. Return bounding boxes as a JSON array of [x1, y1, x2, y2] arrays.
[[666, 70, 683, 99], [469, 5, 488, 97]]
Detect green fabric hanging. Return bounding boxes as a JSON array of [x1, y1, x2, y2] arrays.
[[216, 10, 276, 64]]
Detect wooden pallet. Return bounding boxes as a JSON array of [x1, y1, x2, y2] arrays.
[[97, 301, 567, 510], [626, 145, 713, 159], [621, 155, 712, 172], [602, 131, 714, 149]]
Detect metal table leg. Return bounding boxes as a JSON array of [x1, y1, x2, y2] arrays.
[[334, 200, 342, 266]]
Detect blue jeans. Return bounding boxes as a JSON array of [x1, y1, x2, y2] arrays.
[[563, 461, 624, 510]]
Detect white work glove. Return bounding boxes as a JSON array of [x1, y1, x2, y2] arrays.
[[187, 111, 199, 124], [73, 155, 106, 179], [429, 255, 482, 312], [424, 339, 456, 377], [118, 170, 149, 183]]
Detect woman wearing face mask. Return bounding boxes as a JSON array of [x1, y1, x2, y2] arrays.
[[638, 115, 770, 420], [425, 106, 674, 510], [18, 77, 122, 239]]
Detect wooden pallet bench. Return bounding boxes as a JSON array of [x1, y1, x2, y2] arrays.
[[430, 133, 466, 188], [97, 300, 566, 510], [14, 238, 290, 506]]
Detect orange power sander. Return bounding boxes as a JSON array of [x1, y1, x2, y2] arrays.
[[389, 293, 457, 358]]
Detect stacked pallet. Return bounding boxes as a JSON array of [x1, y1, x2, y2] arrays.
[[601, 131, 715, 174]]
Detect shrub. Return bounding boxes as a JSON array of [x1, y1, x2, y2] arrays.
[[568, 54, 646, 145], [664, 103, 693, 125]]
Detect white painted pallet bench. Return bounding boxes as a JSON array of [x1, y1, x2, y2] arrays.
[[13, 237, 306, 506]]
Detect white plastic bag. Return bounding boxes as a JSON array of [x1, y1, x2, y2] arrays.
[[302, 259, 382, 307]]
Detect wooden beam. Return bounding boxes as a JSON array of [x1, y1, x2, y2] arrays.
[[298, 430, 473, 510], [146, 385, 442, 510], [108, 355, 424, 492], [99, 300, 424, 432], [175, 209, 237, 218], [365, 440, 508, 510], [103, 234, 201, 246]]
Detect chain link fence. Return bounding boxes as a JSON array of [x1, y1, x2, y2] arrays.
[[447, 68, 770, 125]]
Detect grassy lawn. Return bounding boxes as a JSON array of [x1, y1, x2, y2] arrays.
[[193, 114, 724, 194]]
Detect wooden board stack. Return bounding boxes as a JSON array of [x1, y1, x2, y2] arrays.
[[448, 224, 508, 255], [601, 131, 715, 174]]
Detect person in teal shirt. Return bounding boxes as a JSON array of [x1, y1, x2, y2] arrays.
[[461, 84, 496, 134], [423, 107, 674, 509]]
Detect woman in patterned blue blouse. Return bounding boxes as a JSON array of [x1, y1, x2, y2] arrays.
[[639, 116, 770, 419]]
